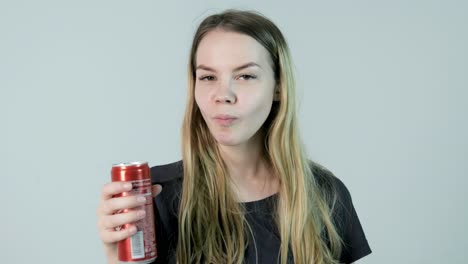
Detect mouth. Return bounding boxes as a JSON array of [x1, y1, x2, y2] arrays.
[[213, 114, 238, 126]]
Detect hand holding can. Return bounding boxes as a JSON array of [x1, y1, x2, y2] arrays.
[[96, 162, 162, 264]]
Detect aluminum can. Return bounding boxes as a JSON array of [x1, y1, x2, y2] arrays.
[[111, 162, 157, 264]]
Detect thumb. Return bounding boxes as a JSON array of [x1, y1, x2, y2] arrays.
[[151, 184, 162, 197]]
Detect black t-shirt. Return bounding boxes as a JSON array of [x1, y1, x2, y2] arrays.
[[150, 160, 371, 263]]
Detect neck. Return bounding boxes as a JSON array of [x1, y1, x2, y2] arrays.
[[218, 132, 266, 181], [217, 131, 279, 202]]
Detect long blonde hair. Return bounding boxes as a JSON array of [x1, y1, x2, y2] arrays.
[[178, 9, 343, 263]]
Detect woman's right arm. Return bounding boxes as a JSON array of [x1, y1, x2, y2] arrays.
[[96, 182, 162, 264]]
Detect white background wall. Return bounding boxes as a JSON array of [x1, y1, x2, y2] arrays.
[[2, 0, 467, 263]]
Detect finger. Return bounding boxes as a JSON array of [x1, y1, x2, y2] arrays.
[[101, 181, 132, 200], [101, 195, 148, 215], [100, 209, 146, 230], [100, 224, 137, 244], [152, 184, 162, 197]]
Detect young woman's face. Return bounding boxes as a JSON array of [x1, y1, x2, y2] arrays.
[[194, 29, 278, 147]]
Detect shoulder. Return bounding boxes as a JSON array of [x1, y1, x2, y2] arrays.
[[309, 160, 372, 263], [150, 160, 183, 263], [150, 160, 184, 215], [309, 160, 353, 207], [150, 160, 184, 240], [150, 160, 183, 184], [308, 160, 356, 230]]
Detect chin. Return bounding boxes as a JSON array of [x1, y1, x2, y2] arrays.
[[213, 133, 244, 146], [215, 137, 238, 146]]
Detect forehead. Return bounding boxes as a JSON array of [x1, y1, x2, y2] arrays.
[[195, 29, 271, 69]]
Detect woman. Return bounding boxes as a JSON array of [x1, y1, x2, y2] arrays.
[[97, 9, 371, 264]]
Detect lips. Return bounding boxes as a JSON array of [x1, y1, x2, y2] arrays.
[[214, 114, 237, 120], [213, 114, 238, 126]]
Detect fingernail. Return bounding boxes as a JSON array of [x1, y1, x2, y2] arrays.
[[137, 196, 146, 203], [124, 183, 132, 190], [137, 210, 146, 218]]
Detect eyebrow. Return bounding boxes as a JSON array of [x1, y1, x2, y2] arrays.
[[196, 62, 261, 72]]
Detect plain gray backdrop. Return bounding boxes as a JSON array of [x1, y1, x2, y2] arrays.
[[2, 0, 467, 263]]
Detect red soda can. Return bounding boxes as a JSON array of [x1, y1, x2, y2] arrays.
[[111, 162, 157, 264]]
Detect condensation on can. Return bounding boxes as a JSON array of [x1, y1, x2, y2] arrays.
[[111, 162, 157, 264]]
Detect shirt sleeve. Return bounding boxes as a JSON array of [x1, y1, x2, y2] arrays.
[[333, 176, 372, 263]]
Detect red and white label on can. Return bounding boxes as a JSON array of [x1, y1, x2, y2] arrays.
[[117, 179, 156, 261]]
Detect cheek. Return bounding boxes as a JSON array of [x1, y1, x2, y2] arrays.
[[241, 90, 273, 115], [194, 87, 210, 116], [194, 88, 204, 108]]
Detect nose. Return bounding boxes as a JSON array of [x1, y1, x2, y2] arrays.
[[215, 94, 235, 104], [214, 81, 236, 104]]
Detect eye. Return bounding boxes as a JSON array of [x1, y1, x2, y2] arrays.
[[237, 74, 257, 80], [198, 75, 216, 81]]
